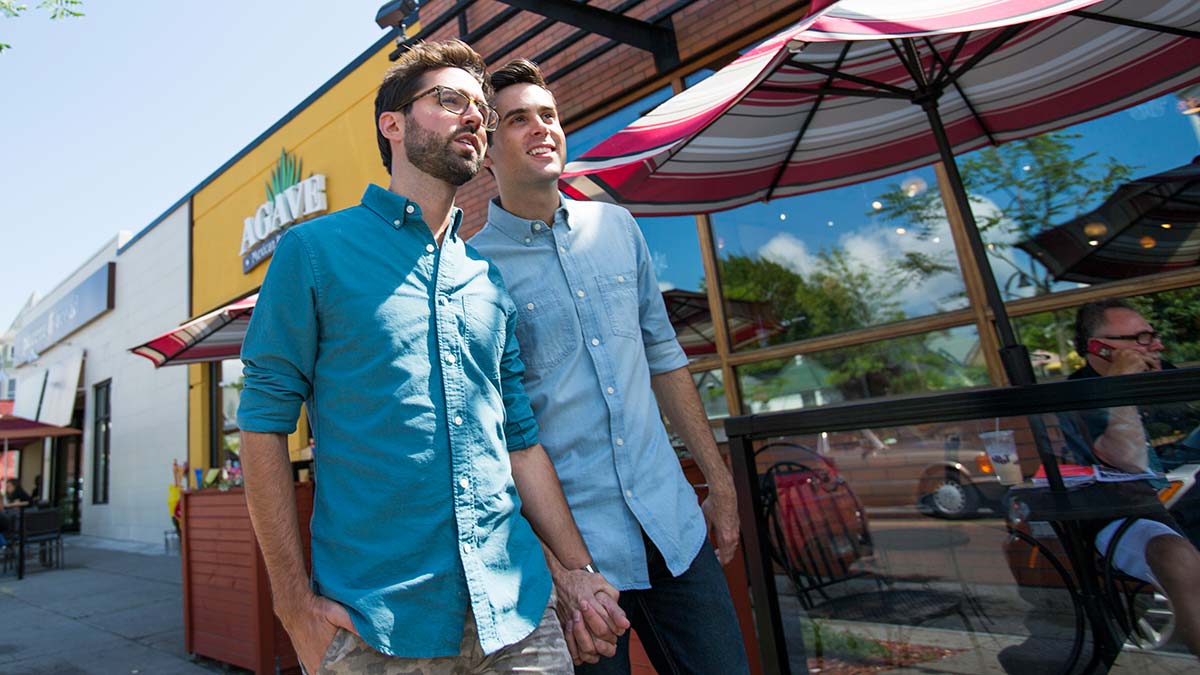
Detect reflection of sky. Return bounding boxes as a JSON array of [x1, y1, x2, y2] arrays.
[[566, 85, 1200, 311]]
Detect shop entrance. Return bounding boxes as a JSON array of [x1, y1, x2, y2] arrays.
[[49, 403, 84, 532]]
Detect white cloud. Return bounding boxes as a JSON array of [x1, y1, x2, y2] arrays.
[[758, 232, 817, 277]]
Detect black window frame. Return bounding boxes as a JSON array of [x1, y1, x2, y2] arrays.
[[92, 379, 111, 504]]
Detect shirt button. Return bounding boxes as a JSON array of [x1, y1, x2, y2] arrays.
[[524, 237, 532, 244], [559, 246, 566, 254], [462, 542, 472, 553], [625, 490, 633, 498], [454, 415, 463, 426], [617, 275, 625, 283], [446, 353, 457, 365], [459, 477, 469, 490], [425, 244, 435, 253], [591, 338, 600, 346], [616, 437, 624, 446], [405, 204, 415, 214], [526, 302, 535, 311], [533, 222, 542, 231], [576, 290, 585, 298], [393, 219, 401, 226], [607, 386, 615, 395]]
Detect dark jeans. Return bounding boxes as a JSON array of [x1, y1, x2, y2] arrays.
[[576, 535, 749, 675]]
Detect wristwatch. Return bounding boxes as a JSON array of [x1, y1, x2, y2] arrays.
[[579, 562, 599, 574]]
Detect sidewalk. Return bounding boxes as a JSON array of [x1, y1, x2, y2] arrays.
[[0, 534, 230, 675]]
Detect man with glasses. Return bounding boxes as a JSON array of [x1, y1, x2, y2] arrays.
[[1065, 299, 1200, 656], [471, 59, 748, 674], [238, 41, 616, 675]]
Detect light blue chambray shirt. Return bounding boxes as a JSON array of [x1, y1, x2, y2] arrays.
[[237, 185, 551, 658], [471, 197, 705, 591]]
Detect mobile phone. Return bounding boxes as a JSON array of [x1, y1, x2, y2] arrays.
[[1087, 338, 1114, 361]]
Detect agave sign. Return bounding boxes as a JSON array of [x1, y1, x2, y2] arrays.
[[240, 149, 328, 273]]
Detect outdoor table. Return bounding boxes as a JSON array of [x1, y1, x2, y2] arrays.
[[1010, 481, 1167, 673]]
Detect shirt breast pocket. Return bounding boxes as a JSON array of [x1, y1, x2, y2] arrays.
[[513, 293, 576, 371], [463, 295, 508, 378], [597, 271, 640, 341]]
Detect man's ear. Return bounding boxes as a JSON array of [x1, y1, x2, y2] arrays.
[[379, 111, 404, 144]]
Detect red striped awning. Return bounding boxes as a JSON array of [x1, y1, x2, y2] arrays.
[[130, 294, 257, 367], [561, 0, 1200, 215]]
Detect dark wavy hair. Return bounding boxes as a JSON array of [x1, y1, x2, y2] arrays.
[[374, 40, 490, 171]]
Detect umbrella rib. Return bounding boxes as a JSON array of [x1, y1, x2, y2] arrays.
[[941, 23, 1027, 92], [765, 42, 852, 203], [923, 36, 998, 147], [1069, 10, 1200, 40], [783, 56, 913, 98], [932, 32, 972, 89]]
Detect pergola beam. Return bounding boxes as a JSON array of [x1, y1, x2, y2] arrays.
[[494, 0, 679, 71]]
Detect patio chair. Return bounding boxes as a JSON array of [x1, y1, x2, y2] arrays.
[[1, 508, 64, 574], [758, 451, 877, 609]]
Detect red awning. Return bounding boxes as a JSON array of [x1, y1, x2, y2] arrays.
[[130, 294, 257, 368], [0, 415, 82, 442]]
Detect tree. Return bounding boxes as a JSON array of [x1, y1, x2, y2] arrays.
[[874, 131, 1137, 361], [718, 251, 983, 402], [1, 0, 83, 53]]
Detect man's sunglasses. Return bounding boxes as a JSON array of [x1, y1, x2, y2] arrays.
[[1100, 331, 1159, 346], [396, 85, 499, 132]]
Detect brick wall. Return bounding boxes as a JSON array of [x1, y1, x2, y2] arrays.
[[408, 1, 813, 235]]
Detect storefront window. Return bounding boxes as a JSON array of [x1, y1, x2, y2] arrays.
[[694, 369, 729, 420], [712, 165, 966, 352], [92, 379, 111, 504], [920, 87, 1200, 301], [217, 359, 244, 467], [1014, 285, 1200, 382], [738, 325, 989, 412]]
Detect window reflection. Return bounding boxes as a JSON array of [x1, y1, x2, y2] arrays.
[[738, 325, 989, 411], [218, 359, 244, 466], [712, 166, 966, 350], [1014, 285, 1200, 382]]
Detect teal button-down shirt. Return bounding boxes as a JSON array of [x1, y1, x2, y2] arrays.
[[237, 185, 551, 657]]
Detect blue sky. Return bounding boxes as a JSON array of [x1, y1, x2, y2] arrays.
[[0, 2, 388, 329]]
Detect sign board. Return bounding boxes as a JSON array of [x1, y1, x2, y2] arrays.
[[240, 149, 328, 273], [14, 263, 114, 365]]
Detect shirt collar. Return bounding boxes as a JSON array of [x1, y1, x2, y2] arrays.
[[361, 184, 463, 238], [487, 195, 571, 241]]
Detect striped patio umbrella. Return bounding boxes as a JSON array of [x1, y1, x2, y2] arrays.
[[1018, 157, 1200, 283], [130, 294, 257, 367], [562, 0, 1200, 386]]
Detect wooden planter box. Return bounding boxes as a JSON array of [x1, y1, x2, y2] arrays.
[[627, 458, 762, 675], [180, 483, 313, 675]]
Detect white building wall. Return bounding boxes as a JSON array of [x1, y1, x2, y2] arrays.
[[78, 205, 190, 544]]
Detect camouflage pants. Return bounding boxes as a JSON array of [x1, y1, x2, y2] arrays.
[[315, 594, 572, 674]]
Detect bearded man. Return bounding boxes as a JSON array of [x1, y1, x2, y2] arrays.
[[237, 40, 621, 675]]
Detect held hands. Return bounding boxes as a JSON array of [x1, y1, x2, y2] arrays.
[[552, 568, 630, 665], [702, 474, 741, 565], [277, 592, 358, 675]]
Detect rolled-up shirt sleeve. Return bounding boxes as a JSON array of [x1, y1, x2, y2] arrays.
[[237, 230, 319, 434], [499, 284, 540, 451], [627, 212, 688, 375]]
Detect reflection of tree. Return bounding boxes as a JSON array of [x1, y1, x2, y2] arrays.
[[875, 131, 1136, 361], [720, 252, 983, 401], [1130, 287, 1200, 365]]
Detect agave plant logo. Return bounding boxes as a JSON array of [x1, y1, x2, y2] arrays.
[[266, 149, 304, 203], [240, 148, 328, 273]]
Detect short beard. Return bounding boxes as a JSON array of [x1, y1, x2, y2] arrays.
[[404, 115, 481, 186]]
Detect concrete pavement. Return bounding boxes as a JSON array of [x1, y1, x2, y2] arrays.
[[0, 535, 230, 675]]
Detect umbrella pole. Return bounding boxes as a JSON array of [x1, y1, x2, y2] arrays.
[[918, 98, 1071, 494], [917, 98, 1035, 387]]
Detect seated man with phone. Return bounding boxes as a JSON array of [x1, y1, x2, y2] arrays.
[[1065, 299, 1200, 656]]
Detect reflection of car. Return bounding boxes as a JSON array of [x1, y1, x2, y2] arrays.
[[817, 430, 1008, 518]]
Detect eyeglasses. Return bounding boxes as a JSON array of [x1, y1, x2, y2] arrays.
[[396, 85, 499, 132], [1100, 331, 1159, 346]]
